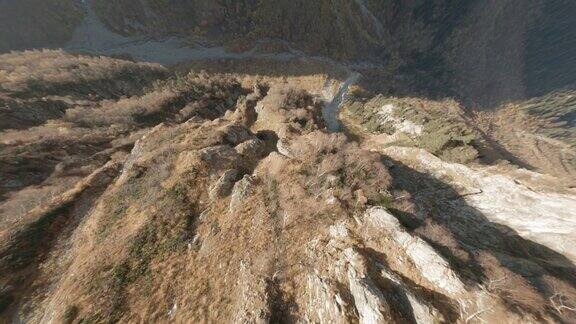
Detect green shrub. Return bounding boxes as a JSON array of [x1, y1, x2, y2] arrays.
[[345, 95, 481, 163]]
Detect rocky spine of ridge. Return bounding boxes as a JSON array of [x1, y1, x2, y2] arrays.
[[1, 51, 575, 323]]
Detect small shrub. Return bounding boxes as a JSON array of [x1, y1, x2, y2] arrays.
[[289, 131, 392, 203], [63, 305, 80, 324], [372, 192, 394, 209]]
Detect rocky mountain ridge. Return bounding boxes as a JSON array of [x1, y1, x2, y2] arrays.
[[0, 50, 575, 322], [0, 1, 575, 323]]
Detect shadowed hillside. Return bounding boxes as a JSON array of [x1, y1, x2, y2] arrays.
[[2, 0, 575, 107], [0, 0, 83, 53]]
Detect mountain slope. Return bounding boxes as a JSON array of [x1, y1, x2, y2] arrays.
[[2, 0, 575, 107], [0, 0, 83, 53], [1, 51, 576, 322], [1, 1, 576, 322]]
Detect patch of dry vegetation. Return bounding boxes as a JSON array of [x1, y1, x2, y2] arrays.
[[286, 131, 391, 205], [0, 50, 170, 131], [343, 94, 484, 163], [0, 49, 168, 98], [251, 84, 325, 138], [64, 72, 245, 128]]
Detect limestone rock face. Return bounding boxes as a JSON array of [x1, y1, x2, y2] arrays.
[[364, 207, 467, 296], [209, 169, 238, 200], [230, 174, 256, 211], [345, 248, 394, 324], [276, 138, 294, 158], [235, 139, 266, 159]]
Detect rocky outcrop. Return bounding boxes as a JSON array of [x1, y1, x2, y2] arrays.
[[209, 169, 238, 200], [216, 124, 254, 146], [235, 139, 266, 159], [230, 175, 256, 211], [345, 248, 394, 323], [364, 207, 466, 296], [383, 146, 576, 263]]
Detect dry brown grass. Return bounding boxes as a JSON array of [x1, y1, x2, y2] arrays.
[[62, 72, 245, 128], [252, 84, 325, 137], [289, 131, 391, 204], [0, 50, 171, 131], [477, 252, 548, 315], [544, 275, 576, 320], [0, 49, 168, 98]]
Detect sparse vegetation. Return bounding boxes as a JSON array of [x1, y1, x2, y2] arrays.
[[0, 50, 169, 131], [344, 95, 482, 163], [0, 50, 168, 98], [64, 71, 245, 128], [276, 131, 393, 209], [1, 29, 575, 323]]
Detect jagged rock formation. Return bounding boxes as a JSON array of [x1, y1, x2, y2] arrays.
[[1, 50, 576, 323]]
